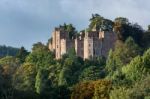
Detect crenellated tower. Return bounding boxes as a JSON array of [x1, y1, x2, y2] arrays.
[[49, 26, 117, 59]]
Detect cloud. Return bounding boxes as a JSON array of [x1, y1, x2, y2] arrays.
[[59, 0, 150, 28], [0, 0, 149, 50]]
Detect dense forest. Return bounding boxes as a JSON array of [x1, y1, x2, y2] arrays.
[[0, 45, 19, 58], [0, 14, 150, 99]]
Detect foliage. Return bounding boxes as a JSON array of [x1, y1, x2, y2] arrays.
[[0, 14, 150, 99], [26, 47, 55, 70], [114, 17, 143, 45], [93, 80, 112, 99], [110, 76, 150, 99], [71, 80, 111, 99], [106, 38, 141, 78], [60, 23, 77, 39], [13, 62, 36, 91], [89, 14, 113, 31], [0, 45, 19, 58], [122, 50, 150, 82], [110, 87, 132, 99], [148, 25, 150, 31], [71, 81, 95, 99], [143, 48, 150, 69], [79, 66, 105, 82], [142, 31, 150, 49], [16, 47, 29, 63], [0, 56, 20, 99]]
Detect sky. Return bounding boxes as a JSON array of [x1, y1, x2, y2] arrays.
[[0, 0, 150, 50]]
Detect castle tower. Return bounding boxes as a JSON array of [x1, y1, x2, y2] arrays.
[[75, 33, 84, 58], [49, 26, 117, 60], [84, 31, 94, 59], [49, 27, 75, 59], [99, 31, 117, 57]]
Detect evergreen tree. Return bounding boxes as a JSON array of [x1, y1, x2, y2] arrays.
[[16, 47, 29, 63]]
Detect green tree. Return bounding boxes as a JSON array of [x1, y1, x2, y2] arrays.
[[114, 17, 143, 45], [35, 69, 51, 94], [148, 25, 150, 31], [71, 80, 111, 99], [106, 38, 141, 79], [60, 23, 77, 39], [79, 66, 105, 82], [16, 47, 29, 63], [122, 56, 145, 82], [13, 62, 36, 91], [142, 29, 150, 49], [106, 49, 116, 75], [110, 87, 131, 99], [0, 45, 19, 58], [68, 47, 76, 59], [26, 47, 55, 70], [93, 80, 112, 99], [0, 56, 20, 99], [32, 42, 48, 52], [89, 14, 113, 31], [58, 57, 82, 86], [142, 48, 150, 69], [124, 37, 142, 63], [71, 81, 95, 99]]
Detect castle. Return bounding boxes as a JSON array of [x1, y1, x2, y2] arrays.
[[48, 26, 117, 59]]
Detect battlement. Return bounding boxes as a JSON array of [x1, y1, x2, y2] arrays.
[[49, 27, 117, 59]]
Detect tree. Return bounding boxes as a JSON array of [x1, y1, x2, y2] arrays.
[[110, 87, 131, 99], [16, 47, 29, 63], [110, 76, 150, 99], [0, 45, 19, 58], [71, 81, 95, 99], [148, 25, 150, 31], [106, 38, 141, 79], [122, 56, 145, 82], [89, 14, 113, 31], [79, 66, 105, 82], [142, 48, 150, 69], [142, 28, 150, 49], [35, 69, 51, 95], [13, 62, 36, 91], [71, 80, 112, 99], [51, 85, 71, 99], [66, 24, 76, 39], [114, 17, 143, 45], [68, 47, 76, 59], [106, 49, 116, 75], [58, 57, 82, 86], [60, 23, 77, 39], [93, 80, 112, 99], [0, 56, 21, 99], [32, 42, 48, 52], [26, 47, 55, 70], [124, 37, 142, 63]]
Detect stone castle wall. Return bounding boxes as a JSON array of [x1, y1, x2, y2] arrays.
[[49, 27, 117, 59]]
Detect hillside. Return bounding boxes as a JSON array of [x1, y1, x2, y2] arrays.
[[0, 45, 19, 58], [0, 14, 150, 99]]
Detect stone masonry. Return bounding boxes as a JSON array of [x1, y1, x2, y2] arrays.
[[49, 27, 117, 59]]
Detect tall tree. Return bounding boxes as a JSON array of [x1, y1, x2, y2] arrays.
[[16, 47, 29, 63], [114, 17, 143, 45], [89, 14, 113, 31], [35, 69, 51, 94], [148, 25, 150, 31]]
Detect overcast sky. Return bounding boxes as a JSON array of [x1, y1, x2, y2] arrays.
[[0, 0, 149, 50]]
